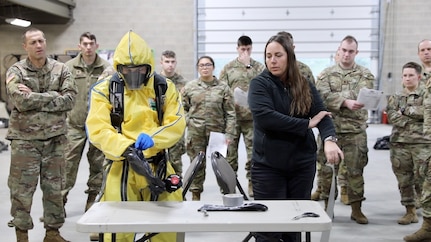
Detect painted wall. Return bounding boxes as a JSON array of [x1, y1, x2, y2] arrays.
[[379, 0, 431, 95], [0, 0, 196, 83]]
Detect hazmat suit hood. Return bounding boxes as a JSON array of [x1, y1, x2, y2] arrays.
[[113, 31, 154, 88]]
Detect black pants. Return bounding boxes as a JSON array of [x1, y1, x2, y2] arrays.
[[251, 160, 316, 242]]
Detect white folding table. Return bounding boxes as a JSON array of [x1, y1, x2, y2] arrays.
[[76, 200, 331, 242]]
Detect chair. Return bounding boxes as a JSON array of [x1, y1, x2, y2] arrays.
[[182, 151, 205, 199], [210, 151, 249, 201]]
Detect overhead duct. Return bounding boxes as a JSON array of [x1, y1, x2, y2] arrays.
[[0, 0, 75, 25]]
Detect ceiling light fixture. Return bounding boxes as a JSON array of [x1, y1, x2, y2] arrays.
[[5, 18, 31, 27]]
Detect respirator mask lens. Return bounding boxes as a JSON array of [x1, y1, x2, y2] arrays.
[[119, 65, 149, 90]]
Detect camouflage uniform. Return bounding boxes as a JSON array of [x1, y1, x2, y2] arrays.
[[182, 76, 236, 193], [63, 53, 111, 201], [387, 87, 431, 209], [421, 64, 431, 85], [305, 60, 347, 197], [298, 60, 329, 197], [161, 72, 187, 176], [420, 82, 431, 218], [6, 58, 77, 231], [219, 58, 264, 181], [297, 60, 316, 84], [316, 63, 375, 204]]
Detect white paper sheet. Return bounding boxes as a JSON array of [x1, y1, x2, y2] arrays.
[[207, 131, 227, 161], [233, 87, 248, 107], [357, 88, 384, 110]]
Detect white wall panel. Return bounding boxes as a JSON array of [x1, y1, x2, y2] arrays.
[[201, 7, 375, 21], [197, 0, 380, 79], [201, 0, 377, 8]]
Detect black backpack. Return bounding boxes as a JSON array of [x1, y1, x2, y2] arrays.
[[373, 135, 390, 150], [109, 72, 167, 131]]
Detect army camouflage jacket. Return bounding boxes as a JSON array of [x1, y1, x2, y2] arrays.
[[387, 87, 431, 143], [65, 53, 111, 129], [182, 76, 236, 140], [219, 58, 264, 121], [6, 58, 77, 140], [162, 72, 187, 91], [423, 82, 431, 137], [316, 63, 375, 133], [297, 61, 315, 84], [421, 64, 431, 86]]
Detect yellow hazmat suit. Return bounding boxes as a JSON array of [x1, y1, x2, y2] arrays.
[[86, 31, 186, 242]]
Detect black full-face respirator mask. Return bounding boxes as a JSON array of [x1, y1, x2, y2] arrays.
[[117, 64, 152, 90]]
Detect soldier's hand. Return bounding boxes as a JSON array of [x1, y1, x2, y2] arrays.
[[238, 51, 251, 66], [343, 99, 364, 110], [18, 84, 32, 94], [225, 138, 232, 146]]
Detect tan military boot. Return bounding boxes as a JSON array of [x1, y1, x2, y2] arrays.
[[350, 201, 368, 224], [16, 228, 28, 242], [398, 205, 418, 225], [248, 180, 254, 197], [404, 217, 431, 242], [192, 191, 201, 201], [311, 187, 321, 201], [340, 186, 350, 205], [85, 192, 98, 212], [43, 228, 70, 242]]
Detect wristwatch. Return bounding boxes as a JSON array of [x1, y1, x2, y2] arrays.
[[324, 136, 338, 143], [246, 64, 252, 69]]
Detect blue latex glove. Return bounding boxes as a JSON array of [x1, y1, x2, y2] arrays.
[[135, 133, 154, 150]]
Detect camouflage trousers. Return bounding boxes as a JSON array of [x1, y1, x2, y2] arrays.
[[317, 131, 368, 203], [8, 136, 67, 230], [315, 161, 348, 192], [186, 127, 215, 193], [168, 133, 186, 176], [413, 145, 431, 217], [314, 136, 347, 193], [390, 142, 425, 206], [62, 126, 105, 198], [226, 120, 253, 180]]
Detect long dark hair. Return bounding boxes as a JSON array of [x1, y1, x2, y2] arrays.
[[264, 34, 312, 116]]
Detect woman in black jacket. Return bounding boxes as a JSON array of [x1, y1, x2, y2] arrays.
[[248, 34, 343, 242]]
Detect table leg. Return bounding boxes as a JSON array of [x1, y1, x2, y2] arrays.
[[97, 233, 116, 242], [177, 232, 185, 242], [306, 232, 311, 242]]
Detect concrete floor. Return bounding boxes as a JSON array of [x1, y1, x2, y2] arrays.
[[0, 102, 420, 241]]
